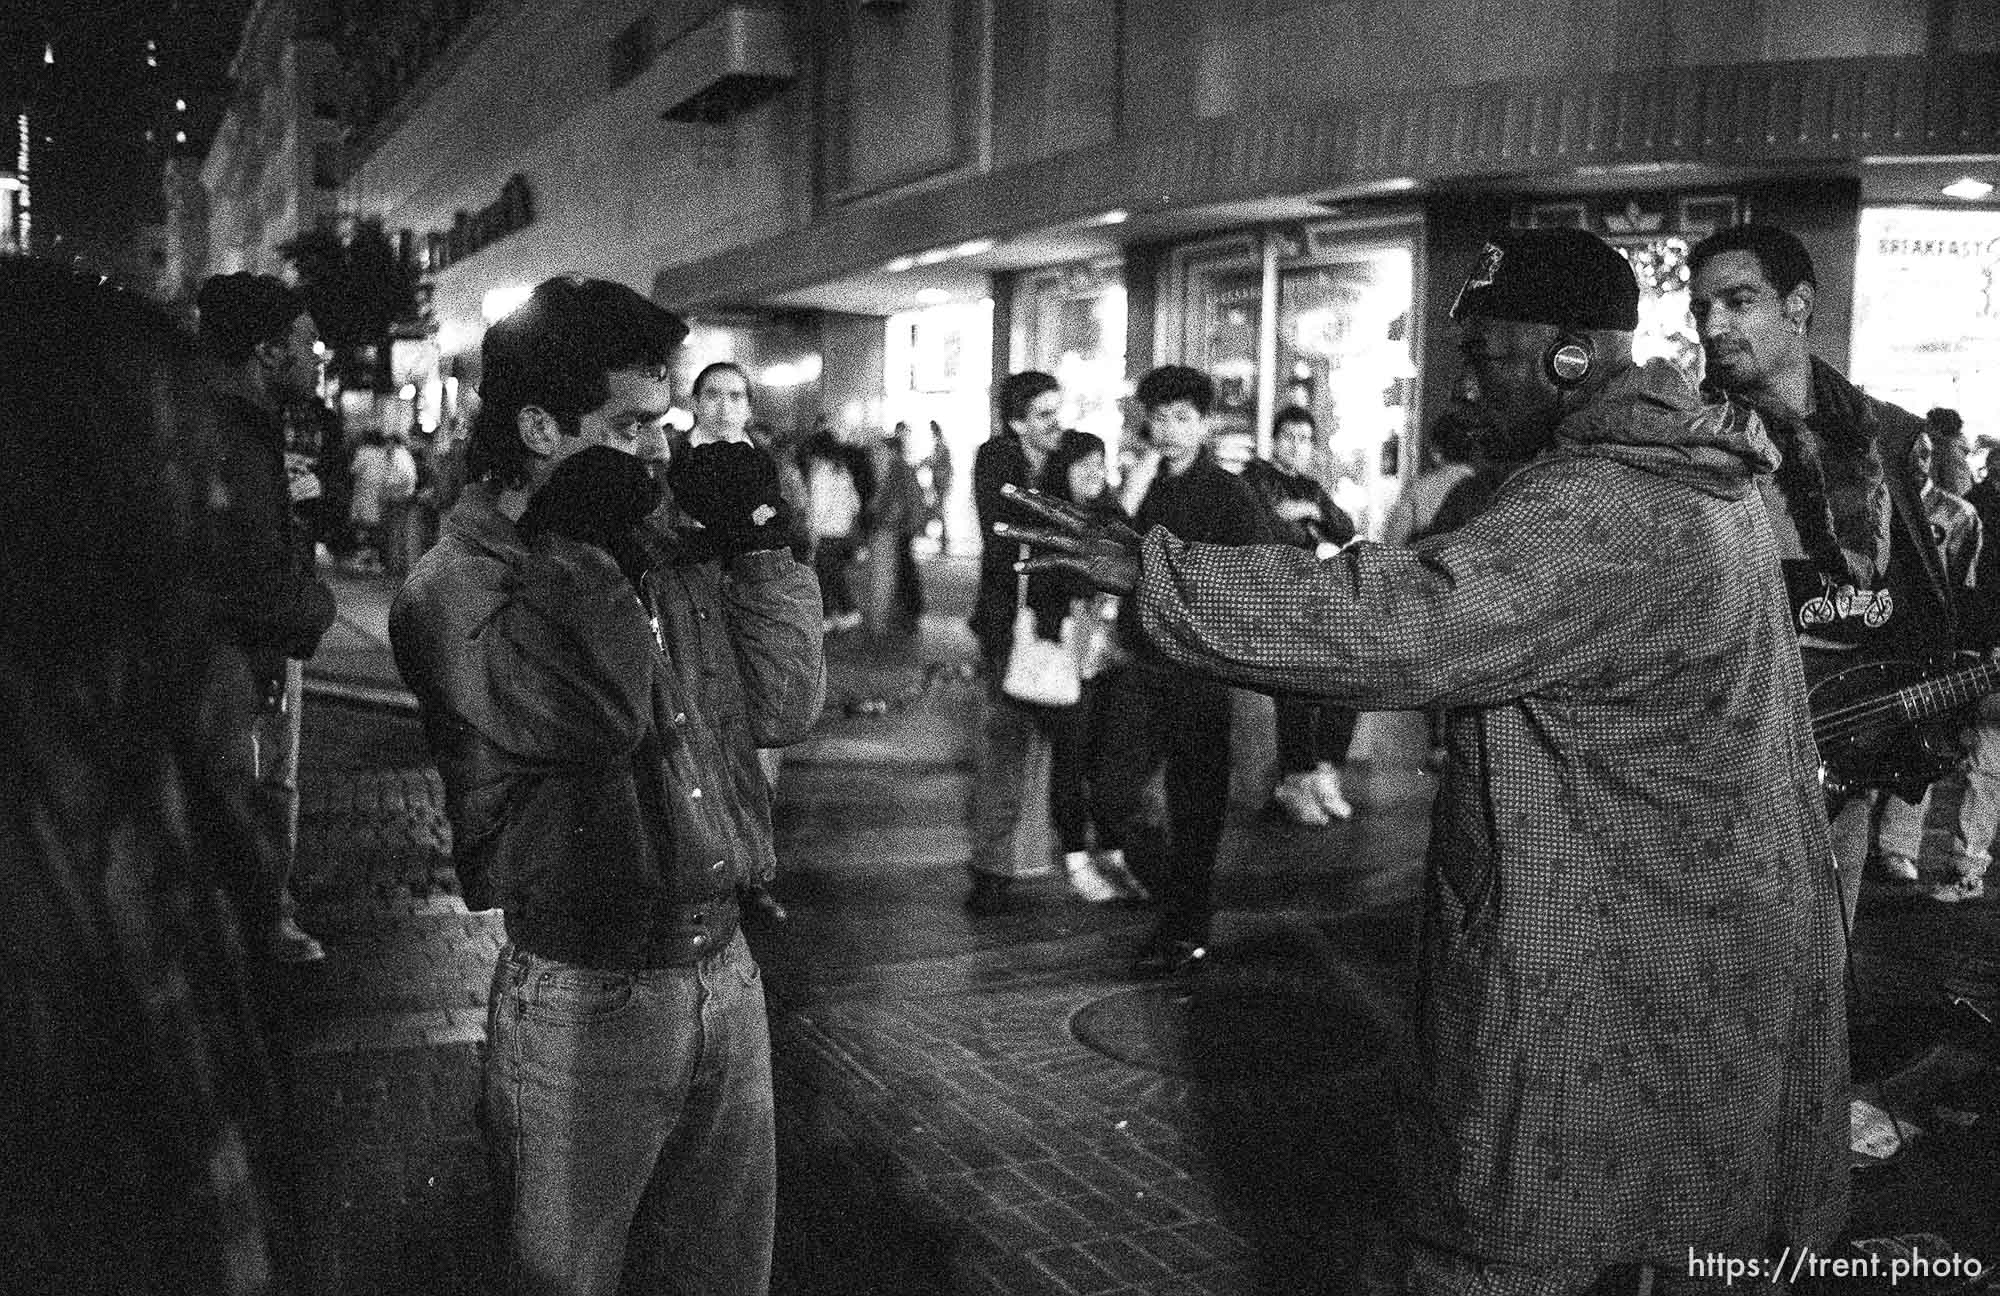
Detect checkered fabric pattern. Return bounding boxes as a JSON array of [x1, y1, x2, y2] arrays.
[[1136, 362, 1850, 1271]]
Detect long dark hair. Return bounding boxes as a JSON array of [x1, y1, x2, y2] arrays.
[[1038, 429, 1107, 503]]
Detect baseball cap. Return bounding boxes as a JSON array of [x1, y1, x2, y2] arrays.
[[1451, 228, 1640, 332]]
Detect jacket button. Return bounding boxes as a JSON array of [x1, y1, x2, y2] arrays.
[[690, 787, 703, 799], [674, 712, 688, 725], [690, 932, 707, 948], [712, 859, 727, 875]]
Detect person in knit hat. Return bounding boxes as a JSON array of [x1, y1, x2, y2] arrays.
[[1004, 226, 1847, 1292]]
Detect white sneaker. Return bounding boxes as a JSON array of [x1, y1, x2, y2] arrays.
[[1272, 771, 1329, 827], [1064, 850, 1123, 903], [271, 914, 326, 963], [1313, 762, 1354, 821], [1877, 853, 1920, 884], [1093, 848, 1150, 902]]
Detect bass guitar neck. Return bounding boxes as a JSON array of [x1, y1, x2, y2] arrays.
[[1810, 655, 2000, 807]]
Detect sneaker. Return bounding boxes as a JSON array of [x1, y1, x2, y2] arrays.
[[1063, 850, 1123, 903], [1925, 873, 1986, 903], [270, 914, 326, 963], [1271, 771, 1329, 827], [1877, 853, 1921, 884], [1092, 848, 1150, 903], [1313, 762, 1355, 821]]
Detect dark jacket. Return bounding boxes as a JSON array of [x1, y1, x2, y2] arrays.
[[1241, 458, 1355, 550], [389, 485, 824, 968], [1136, 360, 1846, 1270], [1739, 358, 1999, 656], [970, 431, 1068, 660], [1970, 475, 2000, 593], [204, 378, 336, 692]]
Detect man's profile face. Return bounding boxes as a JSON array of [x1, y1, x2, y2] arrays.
[[1912, 431, 1934, 487], [558, 365, 676, 473], [695, 368, 751, 441], [269, 311, 324, 406], [1011, 388, 1063, 458], [1146, 398, 1207, 468], [1688, 249, 1806, 395], [1451, 315, 1562, 461]]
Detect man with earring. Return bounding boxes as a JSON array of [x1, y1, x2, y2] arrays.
[[1689, 223, 2000, 923]]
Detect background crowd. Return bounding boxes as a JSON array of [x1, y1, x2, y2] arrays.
[[7, 222, 1999, 1291]]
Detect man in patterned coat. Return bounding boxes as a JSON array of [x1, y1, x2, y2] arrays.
[[1002, 228, 1847, 1293]]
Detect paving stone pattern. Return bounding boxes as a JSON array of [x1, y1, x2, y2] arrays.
[[271, 564, 2000, 1295]]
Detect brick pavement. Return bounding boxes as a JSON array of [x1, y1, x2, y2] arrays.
[[271, 563, 2000, 1295]]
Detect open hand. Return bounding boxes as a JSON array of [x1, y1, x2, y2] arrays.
[[992, 484, 1142, 596]]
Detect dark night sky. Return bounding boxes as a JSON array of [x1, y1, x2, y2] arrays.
[[1, 0, 253, 263]]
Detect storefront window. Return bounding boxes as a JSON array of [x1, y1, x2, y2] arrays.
[[1162, 224, 1419, 535], [885, 298, 994, 555], [1851, 207, 2000, 425], [1168, 236, 1263, 455], [1275, 238, 1417, 534], [1013, 260, 1129, 459], [1189, 266, 1264, 446]]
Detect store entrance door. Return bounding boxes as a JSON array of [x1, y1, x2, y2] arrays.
[[884, 299, 994, 557]]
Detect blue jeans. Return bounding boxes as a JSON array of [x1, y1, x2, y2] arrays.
[[484, 931, 775, 1296]]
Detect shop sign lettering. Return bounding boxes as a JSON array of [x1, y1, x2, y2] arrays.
[[424, 174, 535, 274]]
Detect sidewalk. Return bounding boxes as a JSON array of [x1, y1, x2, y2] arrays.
[[276, 558, 2000, 1295]]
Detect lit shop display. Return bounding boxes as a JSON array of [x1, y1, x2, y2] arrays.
[[1011, 259, 1130, 463], [1162, 218, 1421, 537], [885, 298, 994, 554], [1851, 206, 2000, 427]]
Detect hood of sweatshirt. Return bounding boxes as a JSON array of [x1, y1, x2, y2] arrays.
[[1552, 358, 1779, 501]]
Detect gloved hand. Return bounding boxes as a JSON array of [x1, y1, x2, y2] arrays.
[[665, 441, 790, 559], [517, 446, 664, 586]]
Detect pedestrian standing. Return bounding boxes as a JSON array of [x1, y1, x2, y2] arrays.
[[195, 272, 338, 964], [1084, 364, 1266, 976], [1005, 227, 1850, 1290], [391, 277, 824, 1295], [868, 426, 928, 634], [927, 419, 953, 548], [1689, 223, 2000, 921], [802, 422, 871, 632], [965, 371, 1080, 913], [692, 361, 813, 789], [1242, 405, 1360, 826], [1034, 430, 1147, 903], [1867, 425, 1984, 887]]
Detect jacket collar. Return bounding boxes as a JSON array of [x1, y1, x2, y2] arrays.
[[441, 483, 527, 562], [1553, 359, 1779, 501]]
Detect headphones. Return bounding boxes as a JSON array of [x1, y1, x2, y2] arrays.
[[1542, 330, 1595, 390]]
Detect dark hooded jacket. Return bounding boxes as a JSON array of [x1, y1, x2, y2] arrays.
[[1133, 360, 1847, 1270], [1734, 357, 1998, 659]]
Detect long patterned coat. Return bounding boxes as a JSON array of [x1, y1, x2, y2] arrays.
[[1135, 361, 1848, 1270]]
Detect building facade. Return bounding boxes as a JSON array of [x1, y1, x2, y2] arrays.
[[320, 0, 2000, 541], [201, 0, 346, 279]]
